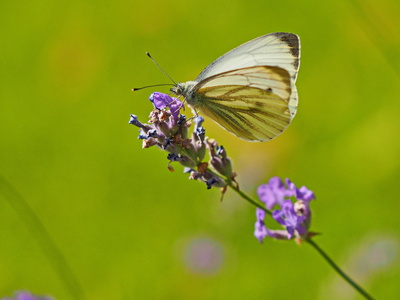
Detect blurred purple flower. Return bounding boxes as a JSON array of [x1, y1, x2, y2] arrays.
[[257, 176, 296, 210], [254, 208, 268, 243], [183, 237, 224, 275], [255, 177, 315, 242], [295, 185, 315, 202], [272, 200, 307, 239], [1, 291, 53, 300], [255, 208, 289, 242]]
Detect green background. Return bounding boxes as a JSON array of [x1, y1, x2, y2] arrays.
[[1, 0, 399, 299]]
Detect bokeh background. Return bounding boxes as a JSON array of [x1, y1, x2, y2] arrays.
[[1, 0, 400, 299]]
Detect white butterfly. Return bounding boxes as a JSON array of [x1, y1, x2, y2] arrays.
[[171, 32, 300, 142]]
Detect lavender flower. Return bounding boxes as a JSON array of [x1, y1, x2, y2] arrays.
[[149, 92, 183, 121], [1, 291, 53, 300], [255, 177, 315, 242], [129, 92, 237, 191], [257, 177, 299, 209], [272, 200, 307, 239], [254, 208, 268, 243]]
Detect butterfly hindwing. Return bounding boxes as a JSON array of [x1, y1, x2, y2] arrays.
[[190, 66, 293, 142]]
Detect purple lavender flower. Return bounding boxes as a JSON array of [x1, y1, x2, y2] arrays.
[[149, 92, 183, 120], [285, 178, 315, 202], [295, 185, 316, 202], [254, 177, 315, 242], [128, 114, 144, 128], [272, 200, 307, 239], [208, 140, 233, 179], [254, 208, 288, 242], [254, 208, 268, 243], [194, 116, 205, 140], [257, 176, 294, 209], [1, 291, 53, 300]]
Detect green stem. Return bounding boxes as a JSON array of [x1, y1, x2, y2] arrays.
[[227, 182, 271, 215], [226, 183, 375, 300], [306, 239, 375, 300], [0, 175, 84, 300], [205, 167, 270, 214]]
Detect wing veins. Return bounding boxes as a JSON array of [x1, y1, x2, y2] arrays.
[[205, 100, 290, 132]]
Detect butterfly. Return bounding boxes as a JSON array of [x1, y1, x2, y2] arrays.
[[170, 32, 300, 142]]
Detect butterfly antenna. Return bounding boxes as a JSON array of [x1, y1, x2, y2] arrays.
[[146, 52, 177, 85], [132, 83, 174, 91]]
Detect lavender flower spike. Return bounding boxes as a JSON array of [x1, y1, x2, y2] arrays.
[[130, 92, 234, 191]]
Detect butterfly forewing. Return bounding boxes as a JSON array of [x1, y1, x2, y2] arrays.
[[190, 66, 293, 142], [196, 32, 300, 83]]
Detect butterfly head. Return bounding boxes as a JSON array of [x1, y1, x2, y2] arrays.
[[171, 81, 197, 99]]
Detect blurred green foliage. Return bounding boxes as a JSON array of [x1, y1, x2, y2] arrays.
[[1, 0, 399, 299]]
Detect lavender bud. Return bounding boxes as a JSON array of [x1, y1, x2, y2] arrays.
[[178, 155, 197, 169], [194, 116, 205, 128], [205, 176, 226, 189], [142, 137, 157, 148], [177, 115, 187, 125], [138, 129, 148, 139], [195, 140, 206, 161], [196, 126, 206, 142], [216, 145, 226, 158], [128, 114, 144, 128], [184, 167, 195, 174], [156, 121, 171, 137], [188, 170, 200, 180], [206, 178, 218, 189], [148, 93, 155, 103], [214, 145, 233, 178], [167, 153, 181, 161], [161, 138, 172, 150], [147, 129, 159, 138], [177, 116, 189, 139]]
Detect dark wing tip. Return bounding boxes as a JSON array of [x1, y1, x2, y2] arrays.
[[272, 32, 301, 71]]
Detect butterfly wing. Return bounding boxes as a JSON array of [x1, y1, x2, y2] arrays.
[[196, 32, 300, 83], [188, 65, 294, 142]]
